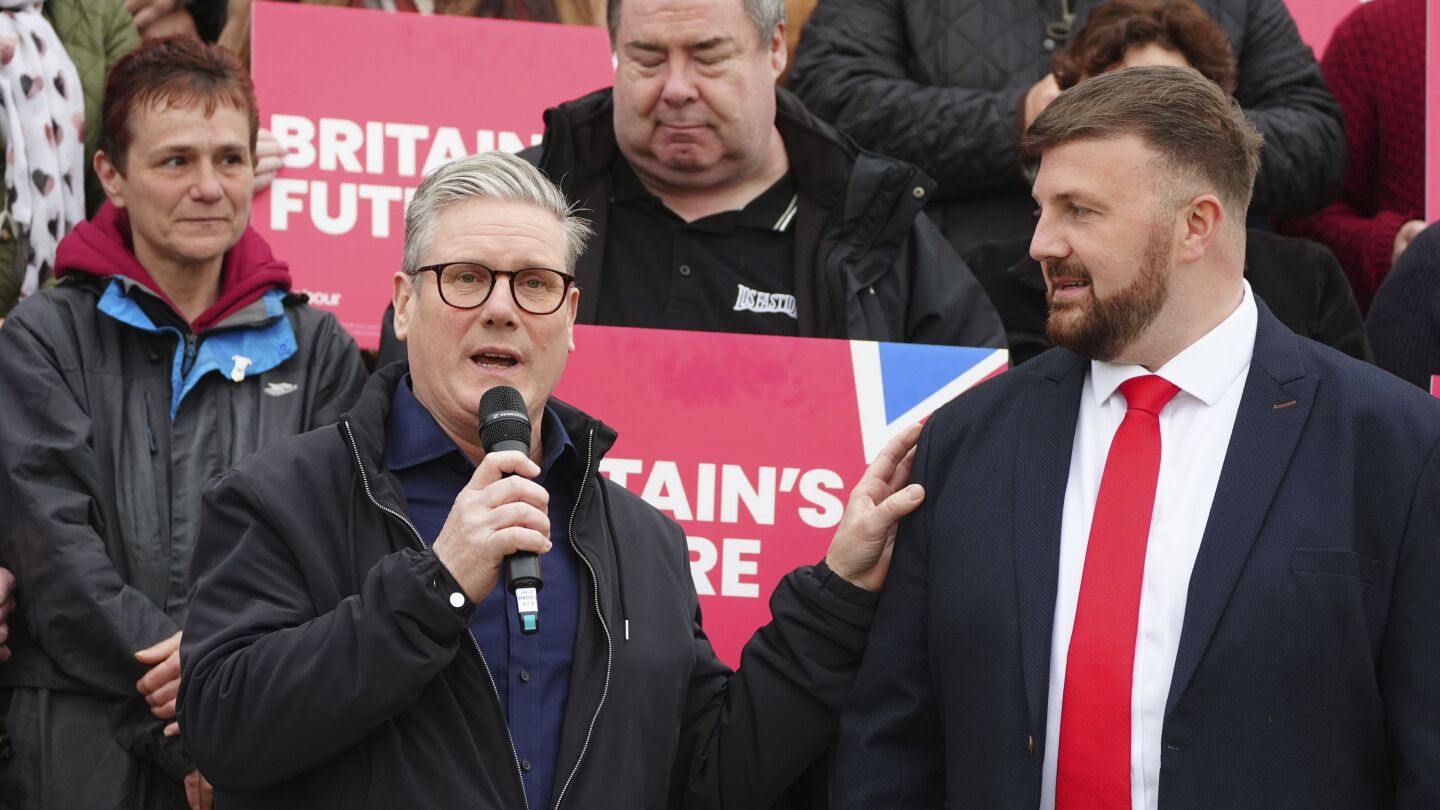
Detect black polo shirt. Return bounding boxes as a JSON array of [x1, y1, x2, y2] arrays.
[[597, 158, 800, 336]]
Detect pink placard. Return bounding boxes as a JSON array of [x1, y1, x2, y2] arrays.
[[556, 325, 1008, 666], [251, 4, 613, 349], [1429, 0, 1438, 221], [1284, 0, 1362, 57], [1431, 376, 1439, 398]]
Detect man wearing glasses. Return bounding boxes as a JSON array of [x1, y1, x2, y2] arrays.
[[176, 151, 925, 809]]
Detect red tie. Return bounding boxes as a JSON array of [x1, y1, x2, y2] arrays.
[[1056, 374, 1181, 810]]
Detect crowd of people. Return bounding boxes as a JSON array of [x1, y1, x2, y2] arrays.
[[0, 0, 1435, 808]]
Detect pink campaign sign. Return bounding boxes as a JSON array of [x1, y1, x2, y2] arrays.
[[556, 325, 1008, 667], [1423, 0, 1435, 409], [1283, 0, 1363, 57], [250, 4, 613, 349]]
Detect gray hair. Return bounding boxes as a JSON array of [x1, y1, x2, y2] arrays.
[[402, 151, 593, 277], [607, 0, 784, 47]]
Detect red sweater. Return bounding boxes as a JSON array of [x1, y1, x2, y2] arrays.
[[1280, 0, 1425, 312]]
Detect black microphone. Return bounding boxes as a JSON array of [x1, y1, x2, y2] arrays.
[[479, 385, 543, 635]]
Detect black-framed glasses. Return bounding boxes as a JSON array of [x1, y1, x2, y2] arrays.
[[409, 262, 575, 315]]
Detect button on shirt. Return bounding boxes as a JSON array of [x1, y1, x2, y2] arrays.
[[1040, 282, 1258, 810], [598, 157, 801, 336], [385, 377, 580, 809]]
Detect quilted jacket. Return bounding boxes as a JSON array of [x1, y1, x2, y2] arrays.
[[789, 0, 1345, 254]]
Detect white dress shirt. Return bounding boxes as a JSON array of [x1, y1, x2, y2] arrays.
[[1040, 282, 1257, 810]]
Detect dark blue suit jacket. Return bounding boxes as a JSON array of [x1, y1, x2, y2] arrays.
[[836, 301, 1440, 808]]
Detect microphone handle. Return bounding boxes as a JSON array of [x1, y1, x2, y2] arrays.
[[488, 436, 543, 634]]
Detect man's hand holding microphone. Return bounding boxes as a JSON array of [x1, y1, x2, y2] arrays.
[[431, 387, 551, 616]]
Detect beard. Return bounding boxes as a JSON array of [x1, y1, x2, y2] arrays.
[[1045, 222, 1171, 362]]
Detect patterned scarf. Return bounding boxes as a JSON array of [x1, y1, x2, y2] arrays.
[[0, 0, 84, 299]]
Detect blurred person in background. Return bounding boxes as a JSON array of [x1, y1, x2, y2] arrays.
[[1278, 0, 1425, 313], [1368, 222, 1440, 391], [125, 0, 226, 42], [0, 0, 138, 323], [964, 0, 1367, 366], [0, 36, 365, 810], [788, 0, 1343, 257], [527, 0, 1003, 346]]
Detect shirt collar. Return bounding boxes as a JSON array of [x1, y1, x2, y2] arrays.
[[1088, 280, 1257, 409], [385, 375, 575, 475], [609, 155, 798, 233]]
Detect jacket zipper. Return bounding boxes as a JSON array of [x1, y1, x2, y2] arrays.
[[341, 419, 531, 810], [552, 426, 614, 810], [181, 332, 199, 376]]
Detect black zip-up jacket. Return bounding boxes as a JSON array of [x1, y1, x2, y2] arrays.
[[178, 362, 879, 809], [0, 275, 365, 786], [525, 87, 1005, 348]]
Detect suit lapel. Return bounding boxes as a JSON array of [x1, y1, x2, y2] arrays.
[[1165, 303, 1317, 715], [1014, 352, 1088, 729]]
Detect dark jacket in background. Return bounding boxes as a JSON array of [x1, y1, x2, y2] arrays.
[[965, 229, 1370, 366], [789, 0, 1345, 255], [0, 218, 366, 808], [185, 0, 228, 41], [179, 362, 877, 809], [524, 87, 1005, 348], [1368, 222, 1440, 391]]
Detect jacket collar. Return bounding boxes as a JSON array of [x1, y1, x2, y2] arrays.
[[344, 364, 619, 507], [536, 87, 935, 202]]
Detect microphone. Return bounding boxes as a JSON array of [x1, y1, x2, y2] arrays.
[[479, 385, 543, 635]]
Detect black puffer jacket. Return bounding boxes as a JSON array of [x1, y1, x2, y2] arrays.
[[526, 87, 1005, 348], [178, 362, 878, 809], [789, 0, 1345, 254]]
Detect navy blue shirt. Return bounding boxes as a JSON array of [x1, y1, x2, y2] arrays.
[[385, 377, 581, 808]]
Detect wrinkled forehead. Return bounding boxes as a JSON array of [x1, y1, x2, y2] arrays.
[[427, 198, 568, 269], [122, 96, 255, 150], [617, 0, 759, 45]]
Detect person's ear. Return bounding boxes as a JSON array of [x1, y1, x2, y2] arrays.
[[392, 272, 415, 342], [94, 151, 126, 208], [1176, 194, 1224, 265]]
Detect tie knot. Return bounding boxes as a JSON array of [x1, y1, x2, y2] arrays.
[[1118, 375, 1180, 415]]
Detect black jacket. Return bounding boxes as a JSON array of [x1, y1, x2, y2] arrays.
[[0, 276, 365, 784], [1368, 222, 1440, 390], [178, 362, 878, 809], [789, 0, 1345, 255], [965, 229, 1371, 366], [525, 87, 1005, 348]]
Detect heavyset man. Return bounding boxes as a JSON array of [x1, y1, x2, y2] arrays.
[[836, 66, 1440, 808], [178, 150, 924, 808], [526, 0, 1003, 346], [0, 37, 366, 810]]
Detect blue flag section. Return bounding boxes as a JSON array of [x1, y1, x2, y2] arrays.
[[852, 341, 1009, 463]]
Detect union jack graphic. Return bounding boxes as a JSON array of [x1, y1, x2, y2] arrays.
[[851, 342, 1009, 462]]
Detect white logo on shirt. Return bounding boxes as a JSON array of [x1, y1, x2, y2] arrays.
[[732, 284, 798, 319], [264, 381, 299, 397]]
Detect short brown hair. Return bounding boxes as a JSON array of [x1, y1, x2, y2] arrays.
[[100, 36, 259, 174], [1021, 65, 1262, 216], [1051, 0, 1237, 93]]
